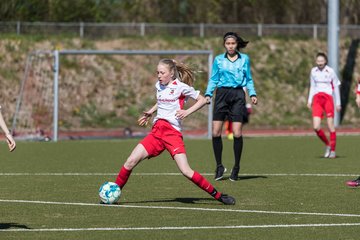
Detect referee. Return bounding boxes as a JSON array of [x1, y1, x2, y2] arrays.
[[205, 32, 258, 181]]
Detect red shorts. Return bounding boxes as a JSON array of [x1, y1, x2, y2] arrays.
[[312, 93, 334, 118], [140, 119, 186, 159]]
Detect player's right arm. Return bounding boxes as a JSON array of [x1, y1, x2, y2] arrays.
[[307, 70, 315, 109], [138, 103, 157, 126]]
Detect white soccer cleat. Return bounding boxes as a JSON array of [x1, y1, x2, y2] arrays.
[[329, 151, 336, 159], [324, 146, 331, 158]]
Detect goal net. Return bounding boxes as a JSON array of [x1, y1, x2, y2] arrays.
[[12, 50, 213, 141]]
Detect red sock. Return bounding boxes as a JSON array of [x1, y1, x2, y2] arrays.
[[330, 132, 336, 151], [115, 166, 132, 189], [315, 129, 329, 146], [191, 171, 221, 200]]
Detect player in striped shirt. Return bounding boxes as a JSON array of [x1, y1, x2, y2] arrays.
[[113, 59, 235, 205], [0, 106, 16, 152], [205, 32, 258, 181], [307, 52, 341, 158]]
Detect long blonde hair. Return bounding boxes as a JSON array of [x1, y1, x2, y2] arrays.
[[158, 59, 195, 86]]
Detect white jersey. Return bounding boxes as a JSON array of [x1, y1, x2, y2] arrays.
[[357, 83, 360, 94], [308, 65, 341, 106], [154, 78, 200, 131]]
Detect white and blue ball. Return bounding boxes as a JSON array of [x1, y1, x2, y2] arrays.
[[99, 182, 121, 204]]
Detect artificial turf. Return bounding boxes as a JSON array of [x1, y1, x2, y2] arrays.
[[0, 136, 360, 239]]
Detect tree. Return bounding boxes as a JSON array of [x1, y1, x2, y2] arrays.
[[1, 0, 360, 24]]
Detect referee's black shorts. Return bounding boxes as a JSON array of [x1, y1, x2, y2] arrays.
[[212, 87, 248, 123]]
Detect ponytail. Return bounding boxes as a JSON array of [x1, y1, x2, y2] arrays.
[[158, 59, 195, 86], [174, 61, 195, 86]]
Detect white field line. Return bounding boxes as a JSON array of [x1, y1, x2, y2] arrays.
[[1, 199, 360, 218], [0, 172, 358, 177], [2, 223, 360, 232]]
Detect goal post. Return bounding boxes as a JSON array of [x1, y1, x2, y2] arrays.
[[12, 50, 55, 141], [50, 49, 214, 141]]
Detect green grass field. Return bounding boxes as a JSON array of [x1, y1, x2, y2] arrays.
[[1, 136, 360, 239]]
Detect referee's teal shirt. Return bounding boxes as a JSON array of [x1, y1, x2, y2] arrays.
[[205, 52, 256, 97]]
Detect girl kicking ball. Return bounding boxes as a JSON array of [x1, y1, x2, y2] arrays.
[[111, 59, 235, 205]]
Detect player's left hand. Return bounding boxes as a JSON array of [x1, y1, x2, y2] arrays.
[[336, 105, 341, 112], [175, 109, 188, 120]]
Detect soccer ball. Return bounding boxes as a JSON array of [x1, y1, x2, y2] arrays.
[[99, 182, 121, 204]]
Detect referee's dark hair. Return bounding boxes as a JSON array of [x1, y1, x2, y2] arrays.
[[223, 32, 249, 50]]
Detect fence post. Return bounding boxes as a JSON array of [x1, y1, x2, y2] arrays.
[[313, 24, 318, 40], [257, 23, 262, 37], [16, 21, 21, 35], [79, 22, 84, 38], [140, 23, 145, 36], [200, 23, 204, 38]]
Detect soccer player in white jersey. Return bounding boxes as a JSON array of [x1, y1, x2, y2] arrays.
[[112, 59, 235, 205], [0, 106, 16, 152], [346, 78, 360, 187], [307, 52, 341, 158]]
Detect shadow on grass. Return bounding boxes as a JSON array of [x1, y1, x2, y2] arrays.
[[239, 175, 268, 180], [315, 155, 345, 159], [123, 197, 219, 205], [121, 176, 267, 205], [0, 222, 31, 230], [219, 175, 268, 181]]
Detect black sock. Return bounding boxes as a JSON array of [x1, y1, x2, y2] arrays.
[[233, 136, 243, 169], [212, 136, 223, 166]]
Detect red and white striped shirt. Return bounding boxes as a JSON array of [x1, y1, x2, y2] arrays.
[[308, 65, 341, 106], [154, 79, 200, 131]]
